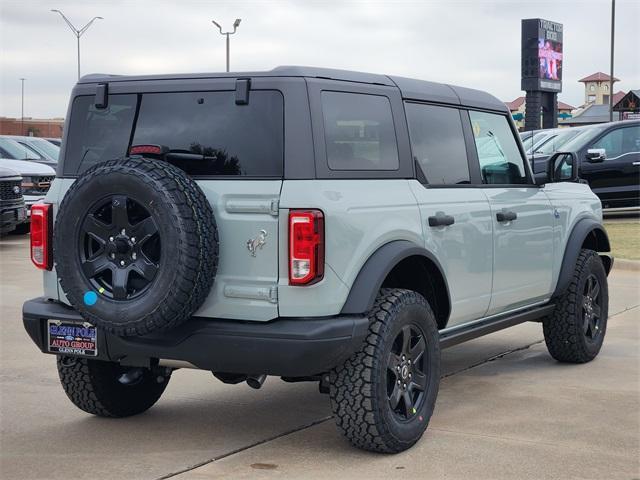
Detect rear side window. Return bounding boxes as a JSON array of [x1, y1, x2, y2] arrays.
[[321, 91, 399, 171], [469, 111, 528, 185], [64, 91, 284, 177], [405, 103, 470, 185]]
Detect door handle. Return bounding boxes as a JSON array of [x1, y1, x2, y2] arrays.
[[428, 214, 455, 227], [496, 211, 517, 222], [633, 161, 640, 166]]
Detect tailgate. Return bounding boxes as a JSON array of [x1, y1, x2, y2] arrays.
[[193, 180, 282, 321]]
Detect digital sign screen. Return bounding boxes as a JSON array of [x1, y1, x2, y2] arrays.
[[538, 37, 562, 81], [522, 18, 563, 92]]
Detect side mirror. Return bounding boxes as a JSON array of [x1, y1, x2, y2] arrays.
[[586, 148, 606, 163], [545, 152, 579, 183]]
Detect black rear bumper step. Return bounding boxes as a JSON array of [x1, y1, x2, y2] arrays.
[[22, 297, 369, 377], [23, 297, 555, 374], [439, 303, 555, 349]]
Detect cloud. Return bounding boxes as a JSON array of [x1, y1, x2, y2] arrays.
[[1, 0, 638, 118]]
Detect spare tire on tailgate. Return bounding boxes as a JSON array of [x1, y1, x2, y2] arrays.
[[55, 157, 218, 337]]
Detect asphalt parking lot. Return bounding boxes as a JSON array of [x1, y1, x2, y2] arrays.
[[1, 235, 638, 480]]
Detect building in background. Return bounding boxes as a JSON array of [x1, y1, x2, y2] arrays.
[[0, 117, 64, 138], [510, 71, 634, 128], [613, 90, 640, 120], [579, 72, 619, 105], [506, 96, 574, 130], [560, 75, 627, 126]]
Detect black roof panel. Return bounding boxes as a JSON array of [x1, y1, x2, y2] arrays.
[[78, 65, 505, 110], [388, 76, 460, 105], [78, 66, 395, 86]]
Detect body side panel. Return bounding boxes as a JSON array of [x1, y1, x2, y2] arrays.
[[482, 186, 555, 315], [542, 181, 604, 293], [408, 180, 493, 325], [277, 179, 422, 317]]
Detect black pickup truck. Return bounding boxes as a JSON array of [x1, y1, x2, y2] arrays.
[[0, 166, 27, 236]]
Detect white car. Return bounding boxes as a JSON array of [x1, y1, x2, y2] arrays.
[[1, 135, 59, 165], [0, 158, 55, 232]]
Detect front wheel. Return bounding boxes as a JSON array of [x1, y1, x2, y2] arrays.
[[57, 356, 171, 417], [543, 249, 609, 363], [330, 289, 440, 453]]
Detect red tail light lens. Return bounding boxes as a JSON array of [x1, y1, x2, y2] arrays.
[[129, 144, 163, 155], [30, 203, 52, 270], [289, 210, 324, 285]]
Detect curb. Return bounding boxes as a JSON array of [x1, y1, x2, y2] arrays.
[[614, 259, 640, 272]]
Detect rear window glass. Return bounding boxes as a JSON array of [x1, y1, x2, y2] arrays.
[[64, 94, 138, 175], [64, 91, 284, 177], [321, 91, 399, 171]]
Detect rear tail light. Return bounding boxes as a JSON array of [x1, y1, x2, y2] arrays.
[[289, 210, 324, 285], [30, 203, 52, 270]]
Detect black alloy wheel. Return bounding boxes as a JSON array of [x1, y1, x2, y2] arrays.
[[582, 274, 603, 342], [80, 195, 161, 300], [387, 324, 429, 420]]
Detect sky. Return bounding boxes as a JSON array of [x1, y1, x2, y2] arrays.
[[1, 0, 639, 119]]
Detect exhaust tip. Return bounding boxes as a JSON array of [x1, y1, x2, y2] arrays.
[[246, 374, 267, 389]]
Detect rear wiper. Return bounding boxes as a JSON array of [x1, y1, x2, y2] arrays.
[[165, 150, 218, 162]]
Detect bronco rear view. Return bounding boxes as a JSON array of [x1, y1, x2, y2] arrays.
[[23, 66, 612, 453]]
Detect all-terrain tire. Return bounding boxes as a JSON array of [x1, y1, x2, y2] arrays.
[[330, 288, 440, 453], [57, 356, 171, 417], [543, 249, 608, 363], [55, 157, 218, 336]]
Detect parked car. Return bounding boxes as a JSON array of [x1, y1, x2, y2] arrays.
[[531, 120, 640, 209], [4, 135, 60, 163], [529, 126, 590, 159], [519, 130, 535, 145], [0, 137, 43, 162], [522, 128, 555, 155], [44, 138, 62, 147], [0, 158, 55, 233], [0, 166, 27, 236], [23, 67, 612, 453]]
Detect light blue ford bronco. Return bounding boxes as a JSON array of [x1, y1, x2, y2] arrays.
[[23, 67, 612, 453]]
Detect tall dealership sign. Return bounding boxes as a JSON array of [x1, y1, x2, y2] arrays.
[[521, 18, 563, 130]]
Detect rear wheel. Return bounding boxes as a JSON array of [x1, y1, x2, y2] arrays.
[[330, 288, 440, 453], [57, 356, 171, 417], [543, 249, 609, 363]]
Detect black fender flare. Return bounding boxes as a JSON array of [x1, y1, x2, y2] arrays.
[[340, 240, 451, 316], [553, 218, 612, 298]]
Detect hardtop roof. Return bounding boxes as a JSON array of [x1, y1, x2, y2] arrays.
[[78, 65, 506, 112]]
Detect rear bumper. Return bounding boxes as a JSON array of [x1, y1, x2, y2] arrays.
[[22, 297, 369, 376]]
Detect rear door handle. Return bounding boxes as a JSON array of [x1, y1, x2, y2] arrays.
[[633, 161, 640, 166], [496, 211, 517, 222], [428, 214, 455, 227]]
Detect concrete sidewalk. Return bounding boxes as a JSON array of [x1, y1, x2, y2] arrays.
[[175, 305, 640, 480]]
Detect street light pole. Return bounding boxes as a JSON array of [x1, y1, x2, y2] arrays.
[[609, 0, 616, 122], [51, 9, 103, 80], [20, 78, 25, 136], [211, 19, 241, 72]]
